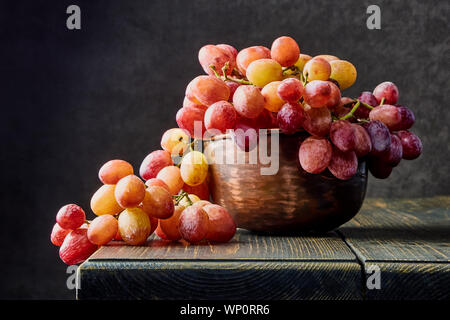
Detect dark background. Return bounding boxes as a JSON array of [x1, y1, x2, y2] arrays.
[[1, 0, 448, 299]]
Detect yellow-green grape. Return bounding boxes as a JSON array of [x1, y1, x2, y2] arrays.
[[294, 54, 312, 72], [179, 194, 201, 207], [330, 60, 357, 90], [303, 58, 331, 81], [261, 81, 285, 112], [180, 151, 208, 186], [160, 128, 190, 156], [246, 59, 283, 88]]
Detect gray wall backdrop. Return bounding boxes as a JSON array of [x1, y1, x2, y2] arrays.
[[1, 0, 448, 299]]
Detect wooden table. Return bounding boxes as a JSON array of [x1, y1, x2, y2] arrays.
[[77, 197, 450, 300]]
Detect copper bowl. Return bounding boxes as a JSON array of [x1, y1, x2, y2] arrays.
[[205, 129, 368, 234]]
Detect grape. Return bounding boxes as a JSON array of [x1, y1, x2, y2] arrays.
[[351, 123, 372, 157], [225, 81, 241, 102], [50, 223, 70, 247], [254, 108, 278, 129], [325, 80, 342, 108], [232, 122, 258, 152], [277, 103, 305, 134], [59, 228, 98, 265], [159, 205, 184, 241], [236, 46, 271, 75], [180, 151, 208, 187], [328, 147, 358, 180], [396, 130, 422, 160], [176, 105, 206, 139], [362, 120, 391, 156], [294, 54, 312, 71], [145, 178, 171, 193], [182, 181, 210, 200], [178, 206, 210, 243], [302, 106, 332, 137], [395, 105, 415, 130], [303, 58, 331, 81], [183, 96, 207, 111], [139, 150, 173, 180], [303, 80, 338, 108], [261, 81, 284, 112], [191, 200, 212, 209], [98, 160, 133, 185], [355, 92, 377, 119], [204, 100, 237, 134], [118, 208, 151, 245], [246, 59, 283, 87], [161, 128, 190, 157], [373, 81, 399, 105], [314, 54, 339, 62], [368, 156, 393, 179], [198, 44, 235, 76], [141, 186, 175, 219], [380, 133, 403, 167], [277, 78, 304, 103], [203, 204, 236, 242], [114, 175, 146, 208], [369, 105, 402, 131], [56, 204, 86, 230], [270, 36, 300, 67], [298, 136, 332, 174], [216, 44, 238, 60], [156, 166, 184, 195], [179, 194, 201, 207], [188, 75, 230, 106], [232, 85, 265, 119], [149, 215, 158, 235], [330, 120, 356, 152], [155, 221, 169, 240], [87, 214, 118, 246], [185, 80, 203, 105], [91, 185, 123, 216], [329, 60, 357, 90]]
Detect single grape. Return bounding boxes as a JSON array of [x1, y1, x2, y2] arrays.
[[87, 214, 118, 246], [142, 186, 175, 219], [161, 128, 190, 157], [204, 100, 237, 134], [203, 204, 236, 242], [303, 58, 331, 81], [114, 175, 146, 209], [185, 80, 203, 105], [216, 44, 238, 60], [396, 130, 422, 160], [180, 151, 208, 187], [50, 223, 70, 247], [225, 81, 241, 102], [182, 182, 210, 201], [271, 36, 300, 67], [362, 120, 391, 156], [325, 80, 342, 108], [189, 75, 230, 106], [139, 150, 173, 181], [176, 106, 206, 139], [314, 54, 339, 62], [59, 228, 98, 265], [198, 44, 235, 76], [294, 54, 312, 71], [261, 81, 284, 112], [159, 205, 184, 241], [232, 85, 265, 119], [236, 46, 271, 75], [351, 123, 372, 157], [56, 204, 86, 230], [145, 178, 171, 193], [298, 136, 332, 174], [232, 121, 258, 152], [373, 81, 399, 105], [368, 156, 393, 179], [329, 60, 357, 90], [380, 133, 403, 167], [156, 166, 184, 195], [277, 78, 304, 103], [355, 91, 377, 119], [330, 120, 356, 152], [328, 147, 358, 180], [303, 80, 337, 108], [395, 105, 415, 130], [277, 103, 305, 134], [302, 105, 332, 137], [183, 96, 207, 111], [90, 184, 123, 216], [118, 208, 151, 245], [178, 206, 210, 244], [246, 59, 283, 87], [369, 105, 402, 131], [98, 160, 133, 185]]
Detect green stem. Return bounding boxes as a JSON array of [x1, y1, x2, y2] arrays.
[[358, 100, 374, 110], [209, 64, 252, 85], [380, 97, 385, 105], [339, 100, 361, 120]]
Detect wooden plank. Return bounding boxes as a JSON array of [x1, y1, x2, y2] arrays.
[[77, 230, 362, 300], [338, 196, 450, 300]]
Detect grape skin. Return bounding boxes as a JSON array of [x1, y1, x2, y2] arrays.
[[330, 120, 356, 152], [236, 46, 271, 75], [246, 59, 283, 88], [232, 121, 258, 152], [87, 214, 118, 246], [271, 36, 300, 67], [294, 54, 312, 71], [369, 105, 402, 131], [198, 44, 235, 76], [261, 81, 285, 112], [91, 184, 123, 216], [139, 150, 173, 181], [329, 60, 357, 90], [328, 146, 358, 180], [156, 166, 184, 195], [277, 103, 305, 135], [56, 204, 86, 230], [99, 160, 134, 185], [395, 105, 415, 130], [203, 204, 236, 242], [159, 205, 184, 241], [303, 80, 337, 108], [373, 81, 399, 105], [303, 58, 331, 81], [363, 120, 392, 156], [51, 223, 70, 247], [178, 206, 210, 244], [118, 208, 151, 245], [180, 151, 208, 187], [204, 100, 237, 134], [277, 78, 304, 103], [380, 133, 403, 167], [302, 106, 332, 137], [189, 75, 230, 106], [142, 186, 175, 219], [232, 85, 265, 119], [352, 123, 372, 157], [368, 156, 393, 179], [145, 178, 171, 193], [114, 175, 146, 209], [299, 136, 332, 174], [176, 105, 206, 139], [182, 182, 210, 201], [355, 91, 377, 119], [59, 228, 98, 265], [396, 130, 422, 160]]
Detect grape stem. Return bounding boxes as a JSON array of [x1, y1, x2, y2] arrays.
[[380, 97, 385, 105], [173, 190, 193, 206], [339, 100, 361, 120], [209, 63, 252, 85], [358, 100, 374, 110]]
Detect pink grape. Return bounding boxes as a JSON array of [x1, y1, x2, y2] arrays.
[[176, 105, 206, 139], [380, 133, 403, 167], [351, 123, 372, 157], [271, 36, 300, 67], [188, 75, 230, 106], [373, 81, 399, 105], [232, 121, 258, 152], [225, 81, 241, 102], [236, 46, 271, 75], [303, 80, 339, 108], [204, 100, 237, 134], [56, 204, 86, 230], [198, 44, 235, 76], [51, 223, 70, 247], [299, 136, 332, 174], [395, 105, 415, 130], [183, 96, 207, 111], [203, 204, 236, 242], [139, 150, 173, 181], [277, 103, 305, 134], [232, 85, 265, 119], [369, 105, 402, 131], [396, 130, 422, 160], [216, 44, 238, 60], [355, 91, 377, 119], [362, 120, 391, 156], [368, 156, 393, 179], [328, 147, 358, 180], [277, 78, 304, 103], [330, 120, 356, 152], [302, 106, 332, 137]]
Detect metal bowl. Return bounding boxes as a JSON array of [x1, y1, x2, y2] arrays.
[[205, 129, 368, 234]]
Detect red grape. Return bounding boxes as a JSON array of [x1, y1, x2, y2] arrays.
[[56, 204, 86, 230], [355, 91, 377, 119], [363, 120, 391, 156], [178, 206, 210, 244], [277, 78, 304, 103], [183, 96, 207, 111], [145, 178, 171, 193], [204, 100, 237, 134], [232, 85, 265, 119], [303, 80, 339, 108], [232, 121, 258, 152], [236, 46, 271, 75], [203, 204, 236, 242], [302, 106, 332, 137], [368, 156, 393, 179], [351, 123, 372, 157], [373, 81, 399, 105], [298, 136, 332, 174], [395, 105, 415, 130], [216, 44, 238, 60], [188, 75, 230, 106], [380, 133, 403, 167], [277, 103, 305, 134], [369, 105, 402, 131], [330, 120, 356, 152], [115, 175, 146, 208], [271, 36, 300, 67], [50, 223, 71, 247], [198, 44, 235, 76], [87, 214, 118, 246], [396, 130, 422, 160], [176, 105, 206, 139], [142, 186, 175, 219], [59, 228, 98, 265], [328, 146, 358, 180], [139, 150, 173, 181], [225, 81, 241, 102]]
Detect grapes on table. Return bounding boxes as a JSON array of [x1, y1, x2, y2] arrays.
[[142, 186, 175, 219], [159, 205, 184, 241], [59, 228, 98, 265], [114, 175, 146, 208], [178, 205, 210, 244], [203, 204, 236, 242], [156, 165, 184, 195], [118, 208, 151, 245], [87, 214, 118, 246], [51, 223, 71, 247], [91, 184, 123, 216], [139, 150, 173, 181]]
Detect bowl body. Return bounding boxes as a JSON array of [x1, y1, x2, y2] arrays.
[[205, 130, 368, 234]]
